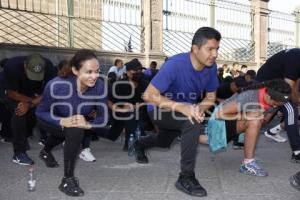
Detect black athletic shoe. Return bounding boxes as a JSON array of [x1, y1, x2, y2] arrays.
[[175, 172, 207, 197], [232, 141, 244, 150], [59, 177, 84, 197], [39, 149, 59, 168], [290, 172, 300, 191], [133, 140, 149, 164], [291, 153, 300, 163]]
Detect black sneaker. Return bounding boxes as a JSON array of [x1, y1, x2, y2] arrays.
[[133, 140, 149, 164], [0, 136, 11, 143], [291, 153, 300, 163], [38, 139, 46, 146], [175, 172, 207, 197], [39, 149, 59, 168], [233, 142, 244, 150], [12, 153, 34, 166], [59, 177, 84, 197], [290, 172, 300, 191]]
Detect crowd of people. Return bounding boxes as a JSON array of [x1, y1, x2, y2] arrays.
[[0, 26, 299, 197]]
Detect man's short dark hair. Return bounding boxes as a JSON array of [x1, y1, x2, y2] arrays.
[[150, 61, 157, 67], [241, 64, 248, 69], [192, 27, 221, 46], [246, 69, 256, 80]]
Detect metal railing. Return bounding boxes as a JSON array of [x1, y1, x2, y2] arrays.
[[101, 0, 142, 52], [162, 0, 209, 56], [267, 10, 297, 57], [0, 0, 143, 53], [163, 0, 254, 62], [0, 0, 299, 61], [215, 0, 254, 62]]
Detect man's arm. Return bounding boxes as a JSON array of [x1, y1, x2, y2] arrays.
[[6, 90, 33, 103], [143, 83, 204, 124], [6, 90, 42, 107], [284, 78, 298, 103]]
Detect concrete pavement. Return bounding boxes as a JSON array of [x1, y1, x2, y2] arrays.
[[0, 130, 299, 200]]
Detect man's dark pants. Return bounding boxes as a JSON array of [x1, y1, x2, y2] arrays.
[[140, 109, 204, 173], [280, 102, 300, 151], [4, 98, 36, 154]]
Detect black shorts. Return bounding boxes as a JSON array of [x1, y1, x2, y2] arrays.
[[225, 120, 237, 143]]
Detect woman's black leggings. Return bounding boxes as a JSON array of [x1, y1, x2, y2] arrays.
[[37, 119, 84, 178]]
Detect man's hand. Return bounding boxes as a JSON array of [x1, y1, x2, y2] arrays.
[[15, 102, 30, 116], [181, 104, 205, 124]]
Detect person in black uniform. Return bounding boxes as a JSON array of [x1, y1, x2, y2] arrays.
[[256, 48, 300, 163], [106, 58, 148, 150], [3, 54, 55, 165]]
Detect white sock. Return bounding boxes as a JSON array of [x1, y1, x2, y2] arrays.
[[269, 124, 282, 134], [243, 158, 254, 164], [294, 151, 300, 155]]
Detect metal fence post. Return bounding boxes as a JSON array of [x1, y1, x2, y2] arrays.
[[295, 7, 300, 47], [56, 0, 60, 47], [67, 0, 74, 48], [209, 0, 215, 28], [251, 0, 269, 69]]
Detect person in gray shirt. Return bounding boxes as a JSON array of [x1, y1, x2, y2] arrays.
[[211, 79, 291, 177]]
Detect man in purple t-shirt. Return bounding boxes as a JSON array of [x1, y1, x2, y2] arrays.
[[134, 27, 221, 197]]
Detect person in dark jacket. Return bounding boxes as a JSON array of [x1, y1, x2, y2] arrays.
[[3, 54, 55, 165]]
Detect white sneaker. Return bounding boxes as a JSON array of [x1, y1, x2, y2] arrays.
[[264, 130, 287, 143], [79, 148, 96, 162]]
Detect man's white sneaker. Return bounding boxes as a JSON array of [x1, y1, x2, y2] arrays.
[[79, 148, 96, 162], [264, 130, 287, 143]]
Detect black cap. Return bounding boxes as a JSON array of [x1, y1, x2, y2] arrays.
[[267, 88, 291, 103], [125, 58, 142, 71]]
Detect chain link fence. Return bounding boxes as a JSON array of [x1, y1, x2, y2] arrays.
[[0, 0, 143, 53], [268, 10, 298, 58], [0, 0, 299, 61], [163, 0, 254, 62]]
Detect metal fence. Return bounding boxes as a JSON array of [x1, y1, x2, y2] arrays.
[[101, 0, 142, 52], [1, 0, 300, 61], [267, 10, 297, 57], [163, 0, 254, 62], [0, 0, 142, 52]]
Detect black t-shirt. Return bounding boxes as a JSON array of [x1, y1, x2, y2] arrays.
[[3, 56, 55, 97], [0, 70, 5, 99], [108, 77, 148, 105], [256, 48, 300, 81], [217, 82, 233, 100]]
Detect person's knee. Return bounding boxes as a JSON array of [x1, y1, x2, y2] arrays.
[[182, 120, 202, 133], [246, 120, 262, 130], [65, 128, 84, 141]]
